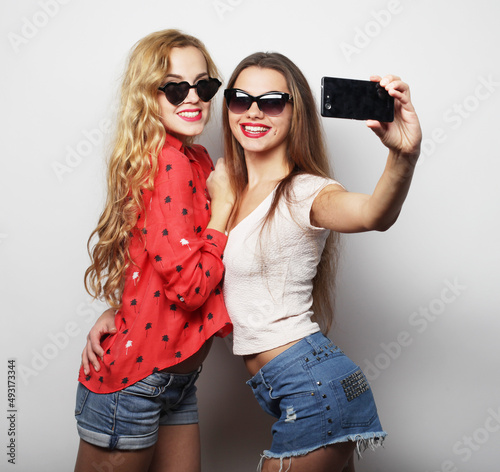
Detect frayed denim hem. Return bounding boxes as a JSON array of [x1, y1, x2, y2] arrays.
[[351, 432, 387, 459], [256, 432, 387, 472]]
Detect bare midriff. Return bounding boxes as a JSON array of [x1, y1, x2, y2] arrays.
[[163, 337, 214, 374], [244, 338, 302, 376]]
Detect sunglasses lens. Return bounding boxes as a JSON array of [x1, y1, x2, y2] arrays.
[[164, 82, 190, 106], [226, 90, 252, 114], [259, 95, 287, 116], [197, 78, 221, 102]]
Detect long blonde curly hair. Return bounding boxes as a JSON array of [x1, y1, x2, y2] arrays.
[[222, 52, 340, 334], [85, 29, 219, 308]]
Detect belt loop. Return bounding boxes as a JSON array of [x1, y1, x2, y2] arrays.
[[188, 365, 203, 388], [165, 373, 175, 388]]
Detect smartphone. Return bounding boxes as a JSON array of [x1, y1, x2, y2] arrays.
[[321, 77, 394, 122]]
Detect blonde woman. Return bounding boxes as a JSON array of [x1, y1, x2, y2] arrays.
[[74, 30, 234, 472]]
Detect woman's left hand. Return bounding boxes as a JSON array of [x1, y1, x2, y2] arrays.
[[367, 75, 422, 160]]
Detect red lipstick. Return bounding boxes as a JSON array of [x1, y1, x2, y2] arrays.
[[240, 123, 271, 138]]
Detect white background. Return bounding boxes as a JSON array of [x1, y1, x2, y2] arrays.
[[1, 1, 499, 471]]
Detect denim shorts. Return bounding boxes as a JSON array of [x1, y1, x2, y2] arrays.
[[247, 332, 386, 461], [75, 368, 200, 450]]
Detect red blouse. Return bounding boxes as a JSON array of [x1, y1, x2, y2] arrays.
[[78, 134, 232, 393]]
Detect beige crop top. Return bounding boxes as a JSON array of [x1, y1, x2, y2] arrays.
[[223, 173, 343, 355]]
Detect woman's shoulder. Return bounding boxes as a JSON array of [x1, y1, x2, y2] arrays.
[[190, 143, 211, 159], [189, 144, 215, 171], [291, 173, 343, 197], [157, 142, 213, 171]]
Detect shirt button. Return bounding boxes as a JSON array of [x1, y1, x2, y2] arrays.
[[179, 297, 185, 302], [251, 382, 257, 388]]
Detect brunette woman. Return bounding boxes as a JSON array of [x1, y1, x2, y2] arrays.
[[220, 52, 421, 471]]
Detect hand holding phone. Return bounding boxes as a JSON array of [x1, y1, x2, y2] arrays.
[[321, 77, 394, 122]]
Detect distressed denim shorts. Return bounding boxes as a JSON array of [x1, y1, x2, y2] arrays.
[[75, 368, 200, 450], [247, 331, 386, 461]]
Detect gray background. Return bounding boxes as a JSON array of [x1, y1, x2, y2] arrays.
[[1, 0, 499, 471]]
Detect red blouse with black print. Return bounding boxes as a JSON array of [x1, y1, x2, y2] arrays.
[[78, 133, 232, 393]]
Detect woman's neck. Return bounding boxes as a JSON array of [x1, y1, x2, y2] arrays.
[[244, 148, 290, 189]]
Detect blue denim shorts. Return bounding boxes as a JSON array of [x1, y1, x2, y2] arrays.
[[75, 368, 200, 450], [247, 332, 386, 460]]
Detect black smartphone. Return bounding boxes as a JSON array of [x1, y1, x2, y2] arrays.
[[321, 77, 394, 122]]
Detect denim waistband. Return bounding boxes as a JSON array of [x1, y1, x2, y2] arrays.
[[248, 331, 337, 384], [140, 365, 202, 387]]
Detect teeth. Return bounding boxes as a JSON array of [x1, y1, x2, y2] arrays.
[[243, 125, 269, 133], [179, 111, 200, 118]]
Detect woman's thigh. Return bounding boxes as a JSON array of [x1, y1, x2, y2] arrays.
[[149, 424, 201, 472], [74, 424, 200, 472], [261, 442, 356, 472], [74, 439, 156, 472]]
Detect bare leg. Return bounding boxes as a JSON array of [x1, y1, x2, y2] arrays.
[[149, 424, 201, 472], [74, 439, 155, 472], [261, 442, 356, 472]]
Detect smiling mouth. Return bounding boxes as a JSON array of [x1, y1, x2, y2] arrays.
[[241, 124, 271, 137], [178, 110, 202, 121]]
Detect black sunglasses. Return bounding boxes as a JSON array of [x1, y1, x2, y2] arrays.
[[158, 77, 221, 106], [224, 89, 293, 116]]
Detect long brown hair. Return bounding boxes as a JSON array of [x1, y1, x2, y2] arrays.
[[85, 29, 220, 308], [223, 52, 340, 333]]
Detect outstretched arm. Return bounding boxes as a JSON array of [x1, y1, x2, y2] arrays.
[[312, 75, 422, 233]]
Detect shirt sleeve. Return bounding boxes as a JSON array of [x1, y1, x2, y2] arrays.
[[290, 174, 344, 230], [139, 150, 227, 312]]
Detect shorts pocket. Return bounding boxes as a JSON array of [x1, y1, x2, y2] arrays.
[[120, 379, 163, 398], [265, 362, 316, 401], [75, 382, 90, 416], [329, 367, 377, 428], [249, 380, 282, 419], [115, 383, 163, 437]]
